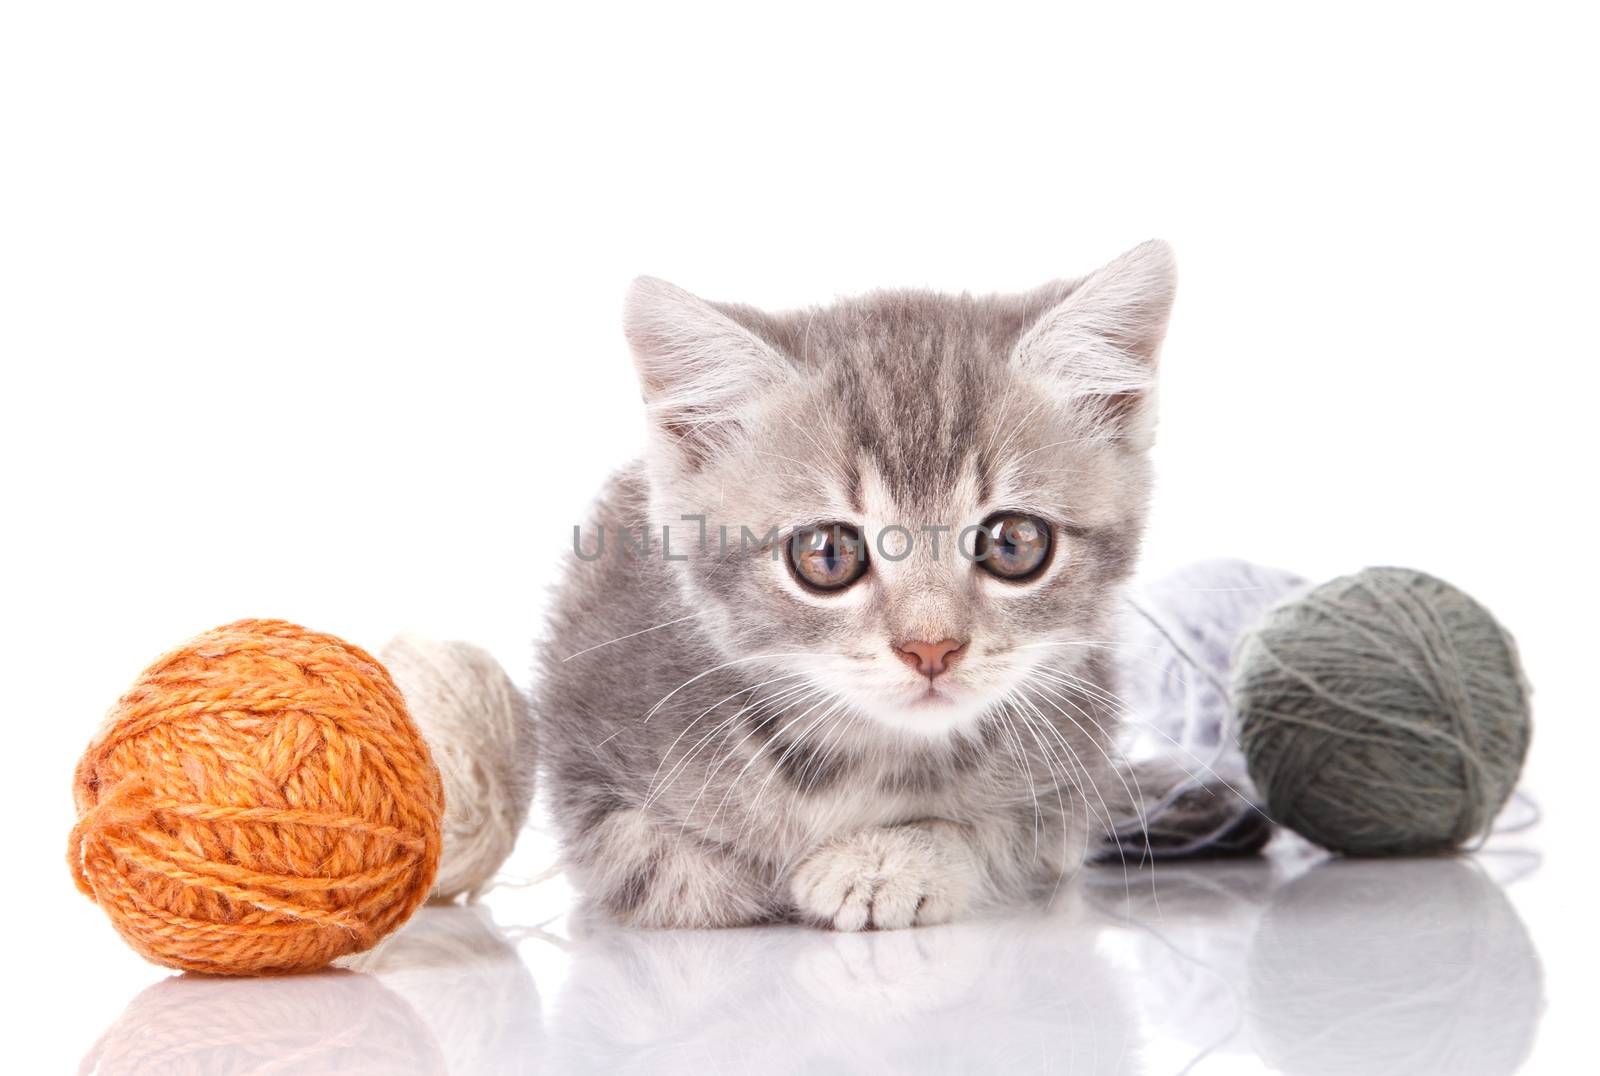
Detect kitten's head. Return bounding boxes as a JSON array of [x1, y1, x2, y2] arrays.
[[624, 241, 1175, 737]]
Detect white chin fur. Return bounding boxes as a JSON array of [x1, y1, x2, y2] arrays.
[[862, 691, 992, 738]]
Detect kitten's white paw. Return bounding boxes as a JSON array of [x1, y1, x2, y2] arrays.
[[790, 824, 976, 931]]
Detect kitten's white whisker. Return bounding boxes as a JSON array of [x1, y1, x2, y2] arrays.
[[560, 612, 703, 662], [700, 689, 844, 830], [722, 705, 847, 851], [641, 651, 840, 725], [786, 702, 859, 799], [1012, 689, 1116, 834], [742, 701, 852, 841], [1013, 683, 1142, 905], [660, 686, 827, 838], [750, 701, 844, 811], [1024, 672, 1173, 907], [644, 676, 814, 805], [1034, 665, 1257, 812], [1009, 703, 1093, 902], [1002, 696, 1075, 859], [1021, 675, 1144, 841], [1029, 664, 1134, 721], [1011, 434, 1107, 463], [1014, 635, 1218, 705], [992, 704, 1045, 857]]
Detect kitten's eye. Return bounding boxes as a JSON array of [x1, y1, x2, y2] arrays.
[[788, 524, 869, 592], [975, 513, 1053, 581]]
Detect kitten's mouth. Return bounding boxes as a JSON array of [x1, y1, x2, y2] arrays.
[[906, 682, 955, 707], [867, 677, 992, 735]]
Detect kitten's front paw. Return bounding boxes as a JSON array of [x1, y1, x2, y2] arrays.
[[790, 824, 977, 931]]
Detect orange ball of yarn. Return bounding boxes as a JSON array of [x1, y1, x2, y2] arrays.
[[68, 619, 444, 975]]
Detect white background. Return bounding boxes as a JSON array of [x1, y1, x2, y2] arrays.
[[3, 3, 1596, 1072]]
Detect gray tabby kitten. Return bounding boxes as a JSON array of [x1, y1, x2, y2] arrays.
[[539, 240, 1176, 930]]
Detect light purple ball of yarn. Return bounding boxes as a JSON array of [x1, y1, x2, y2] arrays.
[[1117, 558, 1309, 795]]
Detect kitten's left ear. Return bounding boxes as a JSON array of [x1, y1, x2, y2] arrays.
[[1012, 239, 1177, 440]]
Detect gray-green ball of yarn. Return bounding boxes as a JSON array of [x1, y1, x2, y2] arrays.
[[1233, 567, 1531, 856]]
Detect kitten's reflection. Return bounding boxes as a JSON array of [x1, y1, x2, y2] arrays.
[[548, 904, 1140, 1075], [1246, 857, 1543, 1076], [79, 969, 446, 1076], [82, 905, 540, 1076], [1084, 859, 1284, 1069]]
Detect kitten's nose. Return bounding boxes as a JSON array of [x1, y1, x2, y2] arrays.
[[894, 639, 967, 678]]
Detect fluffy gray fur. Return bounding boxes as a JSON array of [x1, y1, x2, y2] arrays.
[[538, 240, 1178, 930]]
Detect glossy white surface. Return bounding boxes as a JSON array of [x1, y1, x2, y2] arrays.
[[57, 835, 1560, 1075], [9, 6, 1597, 1074]]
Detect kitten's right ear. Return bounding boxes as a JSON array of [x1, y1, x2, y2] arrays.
[[623, 276, 794, 467]]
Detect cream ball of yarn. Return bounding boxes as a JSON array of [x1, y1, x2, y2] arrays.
[[380, 634, 536, 900]]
